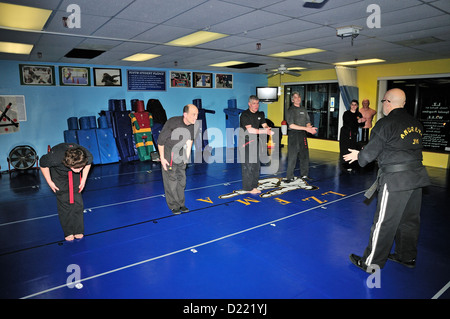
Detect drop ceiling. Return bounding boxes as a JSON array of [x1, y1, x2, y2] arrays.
[[0, 0, 449, 74]]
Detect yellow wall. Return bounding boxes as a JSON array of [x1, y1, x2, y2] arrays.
[[268, 58, 450, 169]]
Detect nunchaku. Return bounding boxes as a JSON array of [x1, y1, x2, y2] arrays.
[[242, 139, 254, 148], [0, 103, 19, 128]]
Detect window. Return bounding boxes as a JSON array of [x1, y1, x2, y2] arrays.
[[284, 83, 340, 140], [387, 77, 450, 152]]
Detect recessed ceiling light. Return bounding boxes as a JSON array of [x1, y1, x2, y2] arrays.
[[166, 31, 228, 47], [334, 58, 385, 66], [122, 53, 161, 62], [0, 41, 33, 54], [209, 61, 246, 67], [0, 2, 52, 30], [269, 48, 324, 57]]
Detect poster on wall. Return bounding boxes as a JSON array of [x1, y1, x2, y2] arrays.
[[193, 72, 212, 88], [127, 70, 166, 91], [0, 95, 26, 121], [215, 73, 233, 88], [19, 64, 55, 86], [420, 102, 450, 152], [170, 71, 191, 88], [0, 95, 25, 134], [93, 68, 122, 86], [60, 66, 91, 86]]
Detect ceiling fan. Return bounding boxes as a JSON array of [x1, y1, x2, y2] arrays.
[[266, 64, 302, 78]]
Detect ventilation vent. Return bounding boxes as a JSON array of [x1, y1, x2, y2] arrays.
[[393, 36, 443, 47], [64, 48, 105, 59], [227, 62, 264, 69]]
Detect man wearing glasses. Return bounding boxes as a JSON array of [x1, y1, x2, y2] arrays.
[[343, 88, 430, 273]]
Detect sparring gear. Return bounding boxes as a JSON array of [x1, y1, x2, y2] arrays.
[[129, 100, 155, 161]]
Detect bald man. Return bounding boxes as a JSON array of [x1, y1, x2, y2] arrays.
[[158, 104, 198, 214], [359, 99, 376, 143], [344, 88, 430, 272]]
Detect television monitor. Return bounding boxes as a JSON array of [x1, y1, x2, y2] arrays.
[[256, 86, 279, 102]]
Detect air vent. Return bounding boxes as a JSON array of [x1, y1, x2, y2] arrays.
[[393, 36, 443, 47], [227, 62, 264, 69], [64, 48, 105, 59]]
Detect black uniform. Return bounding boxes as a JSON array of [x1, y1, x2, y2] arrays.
[[157, 116, 195, 211], [40, 143, 93, 237], [339, 110, 364, 169], [238, 109, 267, 191], [285, 104, 312, 179], [357, 108, 430, 268]]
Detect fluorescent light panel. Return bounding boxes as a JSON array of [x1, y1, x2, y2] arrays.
[[122, 53, 160, 61], [209, 61, 246, 67], [270, 48, 324, 57], [334, 58, 385, 66], [0, 2, 52, 30], [0, 41, 33, 54], [166, 31, 228, 47]]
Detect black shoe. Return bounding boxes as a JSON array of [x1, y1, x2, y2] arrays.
[[349, 254, 377, 273], [388, 254, 416, 268], [301, 176, 312, 181], [284, 178, 294, 183], [180, 206, 189, 213], [171, 208, 181, 215]]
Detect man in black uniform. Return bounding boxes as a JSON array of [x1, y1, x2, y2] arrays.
[[40, 143, 93, 241], [238, 95, 273, 194], [285, 92, 317, 182], [158, 104, 198, 214], [344, 88, 430, 272]]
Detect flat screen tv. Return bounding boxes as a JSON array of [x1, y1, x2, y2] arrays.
[[256, 86, 279, 102]]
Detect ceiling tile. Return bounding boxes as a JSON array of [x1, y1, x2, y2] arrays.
[[0, 0, 448, 73]]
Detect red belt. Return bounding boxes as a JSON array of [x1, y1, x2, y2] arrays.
[[68, 171, 74, 204], [68, 171, 81, 204]]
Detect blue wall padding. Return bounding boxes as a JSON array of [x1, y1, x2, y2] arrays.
[[95, 128, 120, 164], [76, 129, 101, 164]]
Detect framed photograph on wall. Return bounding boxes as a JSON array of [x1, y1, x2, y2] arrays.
[[215, 73, 233, 88], [170, 71, 191, 88], [193, 72, 212, 88], [60, 66, 90, 86], [19, 64, 55, 86], [93, 68, 122, 86]]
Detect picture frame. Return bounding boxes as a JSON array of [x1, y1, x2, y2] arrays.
[[93, 68, 122, 86], [170, 71, 191, 88], [215, 73, 233, 88], [193, 72, 212, 88], [19, 64, 55, 86], [60, 66, 90, 86], [127, 70, 166, 91]]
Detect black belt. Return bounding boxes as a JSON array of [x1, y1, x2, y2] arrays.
[[364, 161, 424, 199]]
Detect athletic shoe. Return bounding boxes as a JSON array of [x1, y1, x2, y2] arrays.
[[349, 254, 376, 273], [180, 206, 189, 213], [388, 254, 416, 268]]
